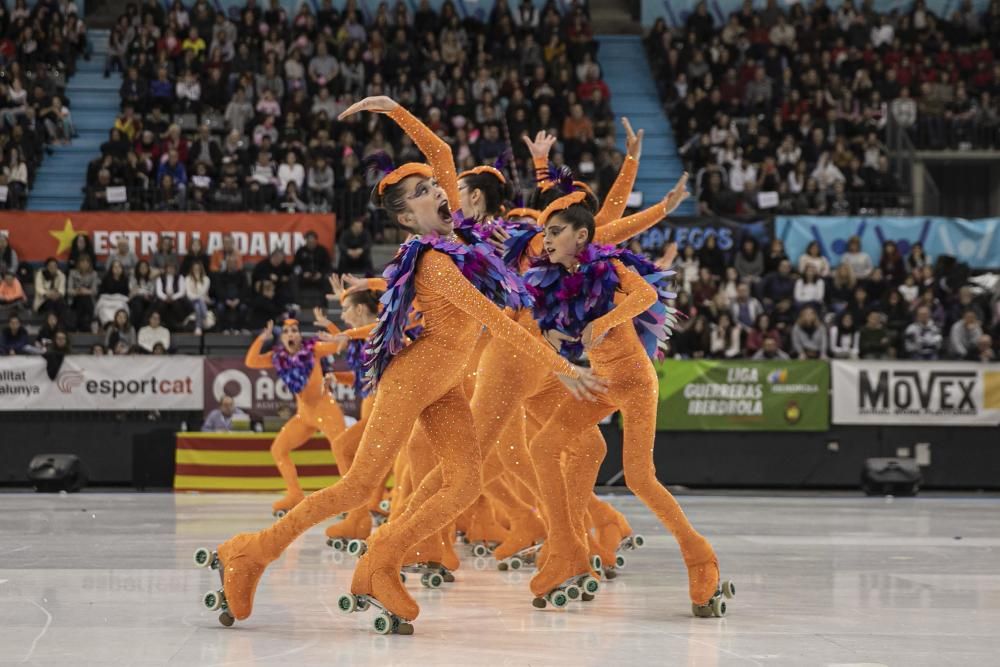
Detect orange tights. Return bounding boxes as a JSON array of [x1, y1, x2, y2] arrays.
[[270, 396, 346, 507]]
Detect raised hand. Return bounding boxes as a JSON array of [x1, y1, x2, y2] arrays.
[[262, 320, 274, 341], [338, 96, 400, 121], [656, 242, 679, 270], [328, 274, 346, 301], [522, 130, 558, 160], [662, 172, 690, 216], [313, 307, 332, 329], [623, 117, 644, 161]]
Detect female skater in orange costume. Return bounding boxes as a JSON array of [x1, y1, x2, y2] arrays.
[[243, 318, 346, 517], [197, 96, 604, 634], [523, 193, 735, 617]]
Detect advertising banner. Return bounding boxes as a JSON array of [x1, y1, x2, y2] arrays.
[[655, 360, 829, 431], [636, 216, 770, 256], [0, 356, 203, 410], [203, 357, 361, 422], [0, 212, 335, 264], [777, 216, 1000, 271], [832, 361, 1000, 426]]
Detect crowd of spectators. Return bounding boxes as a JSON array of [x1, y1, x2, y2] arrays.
[[646, 0, 1000, 217], [0, 0, 88, 210], [84, 0, 620, 233], [656, 233, 998, 362], [0, 228, 348, 352]]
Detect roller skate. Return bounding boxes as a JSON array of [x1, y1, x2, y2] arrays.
[[529, 552, 602, 609], [464, 498, 506, 558], [496, 542, 542, 571], [369, 501, 390, 528], [325, 509, 373, 551], [340, 548, 418, 634], [193, 533, 272, 625], [686, 547, 735, 618], [402, 529, 459, 585], [271, 492, 303, 518], [492, 510, 546, 562]]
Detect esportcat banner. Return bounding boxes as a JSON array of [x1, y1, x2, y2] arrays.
[[0, 212, 335, 263], [655, 360, 829, 431], [832, 361, 1000, 426], [0, 356, 203, 410]]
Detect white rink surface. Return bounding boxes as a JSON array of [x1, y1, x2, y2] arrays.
[[1, 491, 999, 666]]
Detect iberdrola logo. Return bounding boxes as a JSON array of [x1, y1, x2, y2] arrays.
[[767, 368, 788, 384]]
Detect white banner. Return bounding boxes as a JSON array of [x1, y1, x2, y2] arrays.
[[832, 361, 1000, 426], [0, 356, 203, 411]]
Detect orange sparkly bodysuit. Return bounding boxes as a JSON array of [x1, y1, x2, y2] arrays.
[[213, 105, 578, 624], [526, 259, 720, 607], [244, 335, 346, 515]]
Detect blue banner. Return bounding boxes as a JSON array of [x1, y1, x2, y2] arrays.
[[637, 217, 770, 255], [776, 216, 1000, 271]]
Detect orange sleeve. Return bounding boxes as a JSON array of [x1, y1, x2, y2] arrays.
[[313, 341, 343, 357], [593, 198, 667, 247], [533, 156, 550, 186], [387, 106, 459, 212], [590, 260, 657, 341], [343, 322, 377, 340], [418, 251, 578, 377], [244, 335, 272, 369], [594, 155, 638, 226]]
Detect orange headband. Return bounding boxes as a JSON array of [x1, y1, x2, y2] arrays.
[[458, 165, 507, 184], [537, 191, 587, 228], [377, 163, 434, 195], [282, 318, 299, 328], [539, 179, 594, 197], [506, 207, 540, 221]]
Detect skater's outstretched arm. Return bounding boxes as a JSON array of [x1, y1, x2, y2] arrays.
[[245, 329, 273, 369], [339, 96, 460, 212], [587, 260, 658, 346], [594, 118, 643, 226], [593, 173, 689, 247]]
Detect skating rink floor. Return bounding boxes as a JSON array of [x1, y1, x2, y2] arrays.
[[1, 492, 998, 666]]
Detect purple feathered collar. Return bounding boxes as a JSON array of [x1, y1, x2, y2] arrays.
[[272, 337, 319, 395]]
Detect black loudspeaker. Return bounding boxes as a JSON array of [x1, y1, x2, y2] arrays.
[[861, 458, 921, 496], [27, 454, 88, 492]]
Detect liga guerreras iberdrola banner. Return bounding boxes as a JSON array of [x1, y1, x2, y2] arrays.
[[655, 359, 829, 431], [0, 212, 335, 263], [832, 361, 1000, 426]]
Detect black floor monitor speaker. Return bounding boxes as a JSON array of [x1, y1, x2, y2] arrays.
[[27, 454, 88, 492], [862, 458, 921, 496]]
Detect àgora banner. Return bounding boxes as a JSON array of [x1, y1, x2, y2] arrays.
[[655, 359, 829, 431]]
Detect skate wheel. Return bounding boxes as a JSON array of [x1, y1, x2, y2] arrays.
[[202, 589, 223, 612], [590, 555, 602, 572], [443, 572, 455, 583], [218, 611, 235, 627], [510, 557, 523, 571], [565, 584, 581, 601], [532, 597, 547, 609], [396, 622, 414, 635], [337, 594, 357, 614], [472, 544, 489, 558], [582, 576, 600, 595], [420, 573, 429, 587], [615, 554, 626, 569], [691, 603, 713, 618], [428, 573, 443, 589], [721, 580, 736, 599], [548, 590, 569, 608], [633, 534, 645, 548], [399, 572, 407, 583], [348, 539, 366, 556], [373, 612, 394, 635], [356, 597, 370, 611], [711, 596, 727, 617], [331, 538, 347, 551], [273, 509, 287, 518], [379, 500, 391, 513], [497, 561, 509, 571], [193, 548, 213, 568], [581, 592, 595, 602]]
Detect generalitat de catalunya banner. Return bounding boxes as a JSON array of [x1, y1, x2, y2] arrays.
[[655, 359, 829, 431], [203, 356, 361, 421], [777, 216, 1000, 271], [0, 356, 203, 410], [636, 216, 770, 256], [0, 212, 335, 264], [832, 360, 1000, 426]]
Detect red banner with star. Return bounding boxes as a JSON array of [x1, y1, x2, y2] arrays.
[[0, 212, 336, 263]]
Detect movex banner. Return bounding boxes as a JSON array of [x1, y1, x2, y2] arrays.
[[655, 360, 830, 431]]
